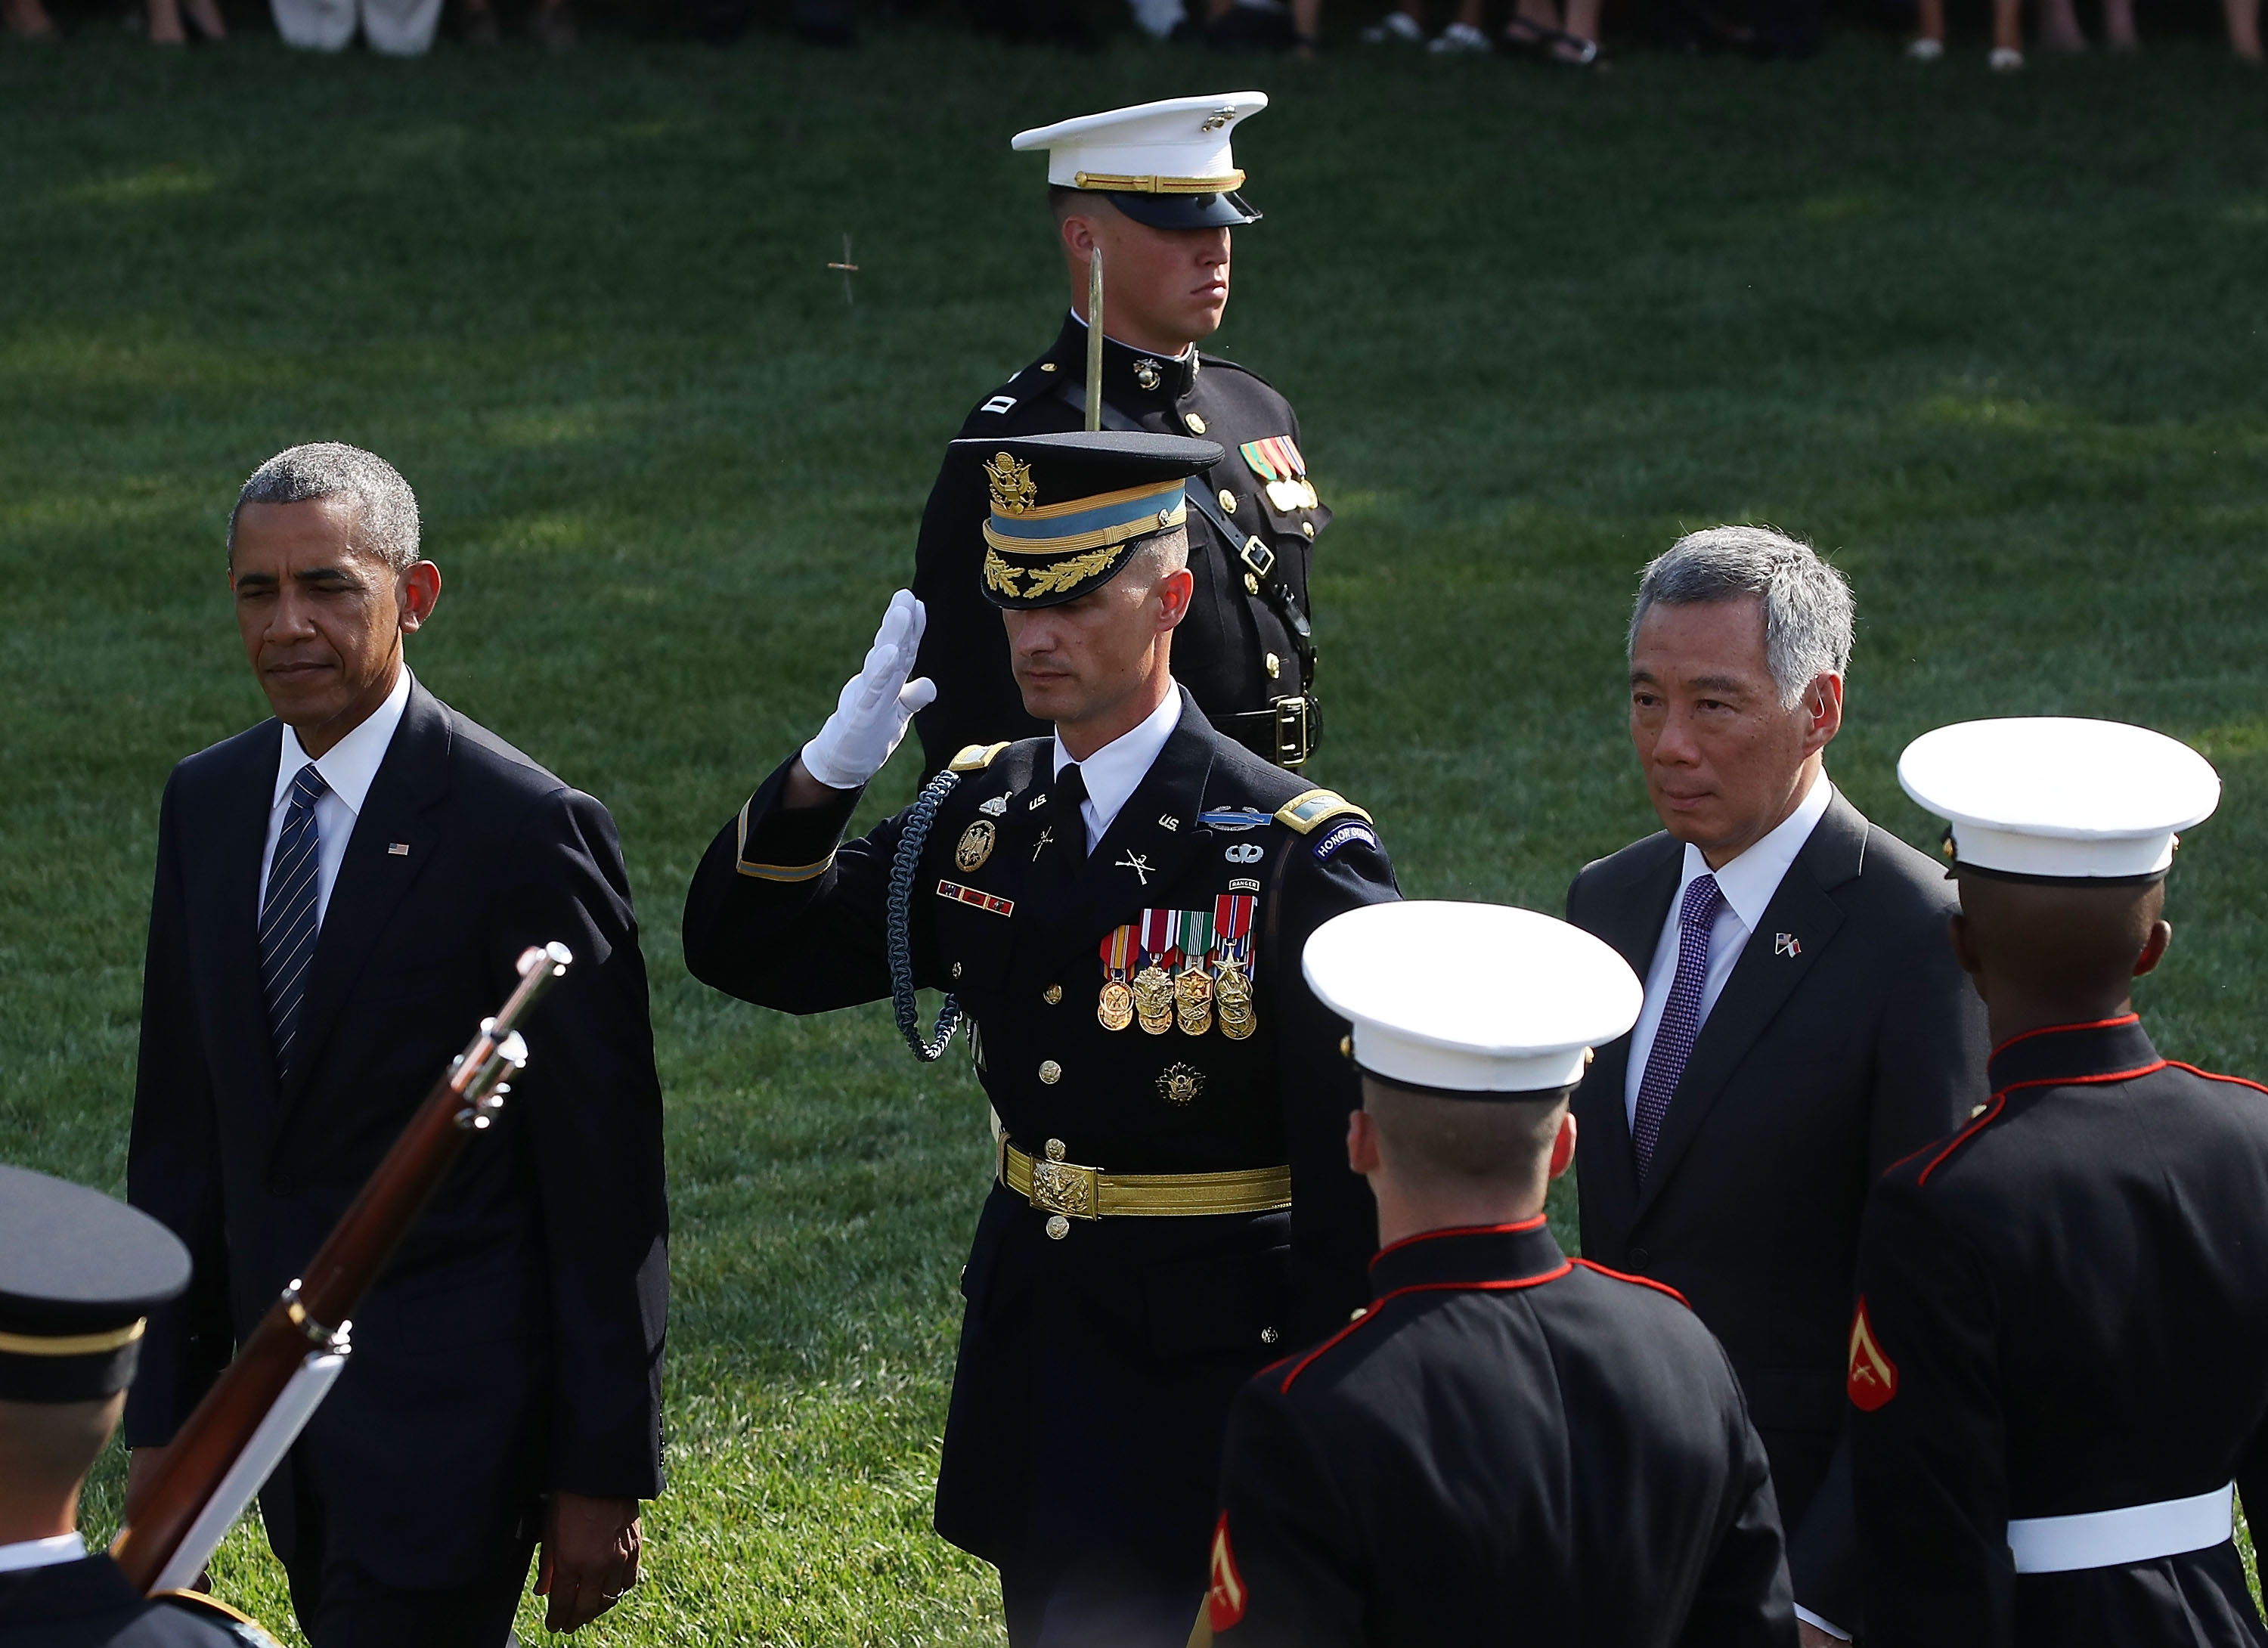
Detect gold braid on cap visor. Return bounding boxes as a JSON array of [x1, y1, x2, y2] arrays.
[[0, 1318, 147, 1356], [1072, 170, 1247, 194]]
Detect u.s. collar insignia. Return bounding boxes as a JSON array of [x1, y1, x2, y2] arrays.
[[956, 820, 997, 872], [984, 451, 1036, 515], [978, 794, 1009, 817], [1133, 357, 1163, 392]]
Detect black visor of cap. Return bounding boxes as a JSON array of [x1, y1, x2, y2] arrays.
[[1099, 188, 1262, 231], [0, 1163, 191, 1404]]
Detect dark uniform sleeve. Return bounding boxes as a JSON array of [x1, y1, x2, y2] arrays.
[[125, 770, 237, 1448], [1684, 1345, 1803, 1648], [493, 788, 671, 1498], [1850, 1176, 2012, 1647], [1266, 825, 1399, 1340], [1210, 1376, 1366, 1648], [1785, 885, 1988, 1631], [909, 431, 1047, 779], [680, 751, 931, 1010]]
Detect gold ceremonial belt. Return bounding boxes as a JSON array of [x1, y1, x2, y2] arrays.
[[1001, 1137, 1292, 1221]]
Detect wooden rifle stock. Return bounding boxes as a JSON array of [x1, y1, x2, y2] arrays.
[[111, 941, 575, 1593]]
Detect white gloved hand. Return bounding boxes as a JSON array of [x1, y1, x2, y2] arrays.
[[800, 590, 937, 790]]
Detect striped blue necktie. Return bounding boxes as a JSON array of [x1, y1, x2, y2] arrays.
[[260, 762, 330, 1080]]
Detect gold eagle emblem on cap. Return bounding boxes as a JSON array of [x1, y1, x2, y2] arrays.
[[985, 451, 1038, 516]]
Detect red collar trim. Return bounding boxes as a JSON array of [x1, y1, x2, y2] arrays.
[[1370, 1216, 1548, 1265], [1279, 1262, 1575, 1394], [1990, 1013, 2141, 1058], [2166, 1061, 2268, 1098]]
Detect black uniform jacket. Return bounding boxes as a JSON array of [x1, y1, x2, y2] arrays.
[[911, 312, 1330, 776], [1851, 1015, 2268, 1647], [0, 1557, 273, 1646], [681, 689, 1398, 1578], [1207, 1220, 1797, 1648], [1563, 789, 1986, 1626], [125, 680, 669, 1588]]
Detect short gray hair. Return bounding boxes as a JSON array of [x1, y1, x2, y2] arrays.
[[228, 442, 421, 572], [1627, 525, 1854, 708]]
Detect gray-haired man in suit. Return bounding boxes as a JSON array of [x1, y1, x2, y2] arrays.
[[1563, 527, 1988, 1644]]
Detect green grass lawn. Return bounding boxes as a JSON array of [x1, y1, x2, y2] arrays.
[[4, 23, 2266, 1643]]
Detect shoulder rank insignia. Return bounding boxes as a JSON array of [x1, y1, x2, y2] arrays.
[[1207, 1512, 1249, 1631], [950, 742, 1012, 773], [1273, 788, 1372, 835], [1846, 1296, 1898, 1411]]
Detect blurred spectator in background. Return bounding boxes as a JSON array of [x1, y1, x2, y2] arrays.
[[273, 0, 442, 49], [461, 0, 576, 46], [1362, 0, 1600, 59], [1360, 0, 1491, 53], [148, 0, 228, 42], [3, 0, 57, 36], [1205, 0, 1321, 52]]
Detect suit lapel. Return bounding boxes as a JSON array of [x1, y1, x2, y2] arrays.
[[1041, 692, 1216, 962], [1580, 838, 1681, 1206], [1633, 791, 1868, 1221], [280, 682, 451, 1113]]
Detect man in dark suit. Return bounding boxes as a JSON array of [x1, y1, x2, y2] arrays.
[[124, 443, 668, 1646], [1563, 525, 1988, 1644]]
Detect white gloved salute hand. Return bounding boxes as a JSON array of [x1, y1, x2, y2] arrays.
[[800, 589, 937, 790]]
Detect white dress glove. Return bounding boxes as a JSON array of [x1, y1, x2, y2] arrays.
[[800, 589, 938, 790]]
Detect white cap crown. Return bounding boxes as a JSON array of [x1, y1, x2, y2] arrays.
[[1012, 92, 1267, 194], [1898, 717, 2220, 880], [1303, 902, 1643, 1096]]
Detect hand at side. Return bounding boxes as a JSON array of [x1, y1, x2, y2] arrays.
[[535, 1491, 642, 1633]]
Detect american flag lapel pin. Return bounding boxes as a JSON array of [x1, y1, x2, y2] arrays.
[[387, 842, 411, 857], [1774, 931, 1800, 959]]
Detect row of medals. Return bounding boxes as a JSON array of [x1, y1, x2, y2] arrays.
[[1099, 954, 1256, 1040]]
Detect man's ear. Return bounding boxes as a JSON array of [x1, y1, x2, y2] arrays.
[[2134, 918, 2173, 978], [1803, 672, 1844, 754], [1346, 1107, 1381, 1176], [1946, 909, 1986, 997], [399, 561, 442, 633], [1546, 1109, 1579, 1182], [1155, 565, 1194, 631]]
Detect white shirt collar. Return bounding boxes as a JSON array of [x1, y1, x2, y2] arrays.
[[1052, 687, 1183, 842], [274, 665, 414, 815], [1678, 772, 1836, 933], [0, 1532, 86, 1575]]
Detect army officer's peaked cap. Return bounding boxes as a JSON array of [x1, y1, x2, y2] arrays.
[[1899, 717, 2221, 884], [951, 429, 1222, 610], [1013, 92, 1268, 230], [0, 1163, 191, 1403], [1305, 902, 1644, 1099]]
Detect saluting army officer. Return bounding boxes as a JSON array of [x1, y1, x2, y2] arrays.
[[683, 431, 1398, 1646], [1851, 718, 2268, 1646], [0, 1165, 278, 1646], [1201, 902, 1797, 1648], [911, 93, 1331, 778]]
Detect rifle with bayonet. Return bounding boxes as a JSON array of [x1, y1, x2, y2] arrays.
[[111, 940, 576, 1594]]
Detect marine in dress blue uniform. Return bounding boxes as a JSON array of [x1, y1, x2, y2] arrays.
[[683, 432, 1399, 1645], [1204, 903, 1796, 1648], [0, 1165, 278, 1647], [1850, 717, 2268, 1646], [911, 94, 1331, 776]]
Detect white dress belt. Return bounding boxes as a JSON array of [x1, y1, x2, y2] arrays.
[[2007, 1482, 2235, 1574]]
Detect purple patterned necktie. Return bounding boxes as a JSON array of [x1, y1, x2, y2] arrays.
[[1631, 872, 1725, 1179]]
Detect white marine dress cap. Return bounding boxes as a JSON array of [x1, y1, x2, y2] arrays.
[[1012, 92, 1268, 229], [1303, 901, 1644, 1098], [1898, 717, 2220, 882]]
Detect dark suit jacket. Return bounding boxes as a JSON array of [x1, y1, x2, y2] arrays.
[[1565, 787, 1988, 1629], [125, 679, 668, 1589]]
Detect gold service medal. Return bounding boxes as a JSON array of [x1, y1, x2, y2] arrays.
[[1098, 925, 1136, 1032]]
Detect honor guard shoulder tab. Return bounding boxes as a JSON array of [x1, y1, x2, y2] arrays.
[[950, 742, 1012, 773], [155, 1589, 284, 1646], [1273, 788, 1370, 835]]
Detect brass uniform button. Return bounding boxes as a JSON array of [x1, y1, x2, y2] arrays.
[[1046, 1213, 1071, 1240], [1040, 362, 1058, 372], [1244, 572, 1260, 595], [1219, 488, 1238, 515], [1043, 984, 1063, 1005], [1046, 1138, 1067, 1159], [1184, 412, 1207, 435], [1301, 521, 1315, 540], [1350, 1306, 1368, 1321], [1265, 652, 1281, 680], [951, 962, 962, 979], [1339, 1034, 1352, 1058], [1971, 1102, 1989, 1119], [1260, 1326, 1279, 1345], [1040, 1060, 1062, 1085]]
